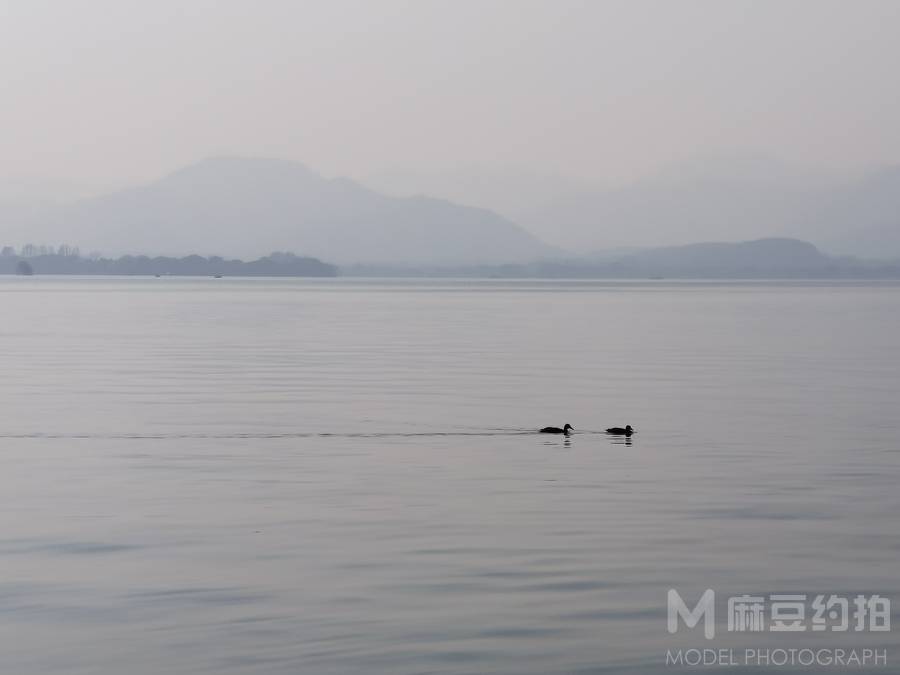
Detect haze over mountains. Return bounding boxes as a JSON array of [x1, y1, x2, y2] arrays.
[[371, 156, 900, 259], [3, 155, 900, 266], [365, 166, 595, 227], [12, 157, 554, 266]]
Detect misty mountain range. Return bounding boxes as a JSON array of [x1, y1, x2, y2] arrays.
[[3, 158, 553, 266], [527, 163, 900, 259], [370, 156, 900, 259], [345, 238, 900, 279], [1, 155, 899, 266]]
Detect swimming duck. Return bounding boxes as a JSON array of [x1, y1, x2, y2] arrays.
[[606, 425, 634, 436], [540, 424, 574, 434]]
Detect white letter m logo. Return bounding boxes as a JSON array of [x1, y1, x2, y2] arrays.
[[668, 589, 715, 639]]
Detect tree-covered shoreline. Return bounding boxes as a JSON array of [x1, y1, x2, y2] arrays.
[[0, 246, 338, 277]]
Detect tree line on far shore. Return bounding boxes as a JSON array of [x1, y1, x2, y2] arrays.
[[0, 245, 338, 277]]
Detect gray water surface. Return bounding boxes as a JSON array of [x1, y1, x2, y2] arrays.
[[2, 277, 898, 673]]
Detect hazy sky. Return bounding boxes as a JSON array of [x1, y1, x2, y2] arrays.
[[3, 0, 900, 190]]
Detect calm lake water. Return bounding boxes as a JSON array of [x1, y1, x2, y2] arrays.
[[2, 277, 899, 674]]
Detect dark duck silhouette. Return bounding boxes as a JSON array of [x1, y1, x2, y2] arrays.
[[606, 425, 634, 436], [540, 424, 574, 434]]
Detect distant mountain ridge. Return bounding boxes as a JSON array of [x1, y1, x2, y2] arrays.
[[344, 238, 900, 279], [27, 157, 556, 265], [8, 156, 900, 264], [365, 157, 900, 259], [518, 160, 900, 258], [607, 237, 838, 276]]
